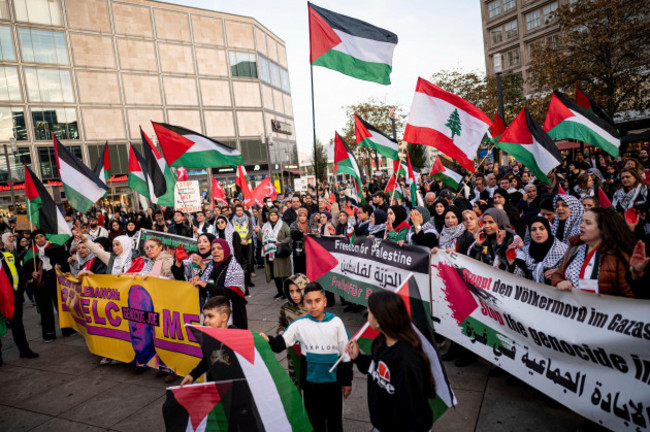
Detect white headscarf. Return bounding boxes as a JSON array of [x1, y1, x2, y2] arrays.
[[111, 235, 133, 275]]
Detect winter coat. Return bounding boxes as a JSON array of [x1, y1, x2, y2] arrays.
[[257, 221, 292, 281]]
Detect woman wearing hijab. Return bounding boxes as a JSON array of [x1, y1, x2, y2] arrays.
[[335, 210, 355, 237], [520, 217, 568, 285], [77, 229, 134, 277], [551, 195, 584, 244], [493, 187, 525, 238], [192, 238, 248, 328], [290, 208, 310, 274], [318, 211, 335, 236], [125, 221, 139, 238], [172, 233, 216, 306], [386, 205, 410, 245], [438, 206, 474, 255], [68, 237, 106, 276], [469, 208, 526, 276], [214, 215, 243, 266], [368, 209, 387, 238], [407, 206, 438, 248], [432, 199, 448, 233], [256, 208, 292, 300]]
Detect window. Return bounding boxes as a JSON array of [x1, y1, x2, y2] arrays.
[[31, 107, 78, 140], [490, 27, 503, 45], [39, 145, 81, 179], [0, 26, 14, 61], [0, 67, 21, 101], [546, 34, 560, 49], [526, 10, 540, 30], [0, 1, 9, 21], [269, 62, 281, 88], [258, 55, 270, 83], [19, 28, 68, 64], [280, 68, 290, 93], [503, 0, 516, 11], [505, 20, 518, 38], [240, 139, 266, 165], [15, 0, 64, 26], [488, 0, 500, 17], [543, 2, 558, 23], [528, 41, 540, 58], [0, 107, 27, 140], [25, 68, 74, 102], [506, 49, 520, 67], [229, 51, 257, 78], [0, 146, 31, 182]]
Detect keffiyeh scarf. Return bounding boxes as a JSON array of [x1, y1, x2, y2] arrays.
[[438, 223, 466, 250], [262, 221, 283, 261], [522, 239, 567, 283]]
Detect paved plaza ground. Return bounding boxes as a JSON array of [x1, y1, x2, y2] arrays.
[[0, 272, 584, 432]]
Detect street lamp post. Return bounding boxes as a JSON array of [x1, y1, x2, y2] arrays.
[[4, 138, 17, 214], [493, 54, 505, 164], [261, 133, 274, 188]]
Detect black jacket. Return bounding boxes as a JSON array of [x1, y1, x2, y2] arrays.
[[168, 222, 192, 238]]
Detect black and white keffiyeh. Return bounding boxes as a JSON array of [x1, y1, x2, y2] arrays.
[[522, 238, 568, 283], [438, 223, 466, 250], [612, 184, 647, 210], [564, 244, 588, 289], [551, 195, 584, 243]]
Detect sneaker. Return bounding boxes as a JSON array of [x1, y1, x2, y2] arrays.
[[43, 337, 55, 343], [20, 350, 39, 359], [100, 357, 111, 365]]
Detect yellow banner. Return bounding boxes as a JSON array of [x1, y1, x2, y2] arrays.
[[56, 270, 202, 376]]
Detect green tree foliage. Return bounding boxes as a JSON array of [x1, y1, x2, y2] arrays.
[[406, 143, 426, 170], [529, 0, 650, 117], [311, 138, 328, 182], [340, 98, 406, 150]]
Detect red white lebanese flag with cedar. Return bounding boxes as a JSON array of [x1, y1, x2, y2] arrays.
[[404, 77, 492, 173]]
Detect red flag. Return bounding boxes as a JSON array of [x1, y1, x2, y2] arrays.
[[253, 176, 277, 206], [430, 155, 445, 176], [597, 187, 613, 208], [211, 177, 227, 206], [176, 167, 188, 181], [558, 184, 567, 195], [0, 264, 14, 320], [236, 165, 254, 203], [492, 113, 507, 138]]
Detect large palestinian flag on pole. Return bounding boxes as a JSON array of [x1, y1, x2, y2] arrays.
[[334, 132, 363, 194], [24, 165, 71, 245], [430, 155, 464, 190], [153, 122, 243, 168], [575, 85, 616, 126], [127, 145, 152, 200], [166, 326, 312, 432], [543, 91, 620, 157], [308, 2, 398, 85], [404, 78, 492, 173], [93, 141, 111, 186], [53, 135, 107, 214], [354, 114, 399, 160], [141, 127, 175, 206], [497, 107, 562, 184]]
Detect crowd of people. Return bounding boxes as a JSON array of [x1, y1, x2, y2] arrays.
[[0, 146, 648, 431]]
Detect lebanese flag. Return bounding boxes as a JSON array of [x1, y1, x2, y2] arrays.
[[152, 122, 243, 168], [253, 176, 277, 207], [406, 151, 423, 206], [53, 134, 107, 214], [430, 155, 464, 190], [308, 2, 398, 85], [404, 77, 492, 173], [93, 140, 111, 186], [141, 127, 176, 207], [334, 132, 363, 195], [236, 165, 254, 205], [497, 107, 562, 185], [212, 177, 227, 206], [354, 114, 399, 160], [24, 165, 71, 245], [179, 326, 312, 432], [544, 91, 620, 157]]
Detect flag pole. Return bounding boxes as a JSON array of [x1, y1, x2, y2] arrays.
[[308, 2, 318, 183], [25, 191, 37, 274], [384, 170, 399, 240]]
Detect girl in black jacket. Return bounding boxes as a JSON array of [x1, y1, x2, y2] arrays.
[[347, 290, 436, 432]]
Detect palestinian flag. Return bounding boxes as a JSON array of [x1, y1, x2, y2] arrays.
[[141, 127, 175, 206], [351, 275, 456, 422], [53, 135, 107, 214], [93, 140, 111, 185], [163, 381, 234, 432], [497, 107, 562, 185], [430, 155, 464, 189], [308, 2, 398, 85], [354, 114, 399, 160], [406, 151, 423, 206], [558, 184, 567, 195], [153, 122, 243, 168], [384, 172, 403, 200], [576, 85, 616, 126], [597, 186, 613, 208], [490, 113, 507, 142], [543, 91, 620, 157], [404, 77, 492, 173], [393, 159, 406, 177], [183, 326, 312, 432], [24, 165, 71, 245], [127, 144, 153, 200], [334, 132, 363, 194]]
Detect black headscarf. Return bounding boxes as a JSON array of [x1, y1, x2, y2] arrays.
[[197, 233, 216, 259], [442, 205, 463, 228], [432, 199, 449, 232], [389, 205, 407, 228], [527, 217, 555, 262], [493, 187, 510, 204]]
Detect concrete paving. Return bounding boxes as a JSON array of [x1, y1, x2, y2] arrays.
[[0, 271, 584, 432]]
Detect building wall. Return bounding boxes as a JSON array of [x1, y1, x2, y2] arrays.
[[0, 0, 296, 187], [480, 0, 573, 94]]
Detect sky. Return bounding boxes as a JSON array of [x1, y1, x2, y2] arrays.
[[164, 0, 487, 160]]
